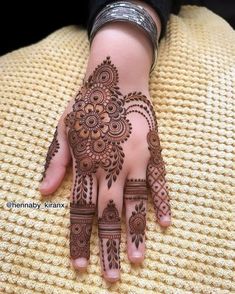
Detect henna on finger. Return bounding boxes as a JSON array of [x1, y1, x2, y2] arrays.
[[42, 127, 60, 179], [124, 93, 171, 221], [146, 131, 171, 220], [129, 201, 146, 249], [70, 201, 96, 259], [64, 58, 130, 261], [64, 56, 170, 262], [124, 179, 148, 201], [98, 200, 121, 271], [124, 179, 147, 249], [69, 173, 96, 260]]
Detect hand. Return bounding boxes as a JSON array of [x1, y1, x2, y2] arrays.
[[39, 56, 171, 282]]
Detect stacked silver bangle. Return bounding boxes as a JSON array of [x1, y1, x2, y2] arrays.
[[89, 1, 158, 72]]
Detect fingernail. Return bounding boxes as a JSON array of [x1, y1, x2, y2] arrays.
[[131, 251, 142, 258], [130, 251, 144, 263], [105, 269, 120, 282], [160, 216, 171, 227], [39, 180, 49, 190], [72, 258, 88, 270]]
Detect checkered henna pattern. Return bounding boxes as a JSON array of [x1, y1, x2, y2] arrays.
[[124, 93, 171, 222]]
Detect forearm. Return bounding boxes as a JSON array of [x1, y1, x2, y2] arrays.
[[85, 1, 162, 95]]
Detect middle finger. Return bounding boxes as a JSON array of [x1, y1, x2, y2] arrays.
[[97, 175, 125, 283]]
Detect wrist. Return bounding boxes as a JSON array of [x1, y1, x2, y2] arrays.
[[86, 0, 162, 79], [85, 23, 154, 92]]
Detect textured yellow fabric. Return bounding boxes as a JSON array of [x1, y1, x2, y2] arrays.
[[0, 5, 234, 294]]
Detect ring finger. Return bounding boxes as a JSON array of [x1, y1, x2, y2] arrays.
[[124, 173, 148, 264]]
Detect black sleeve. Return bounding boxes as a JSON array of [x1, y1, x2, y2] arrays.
[[87, 0, 182, 40]]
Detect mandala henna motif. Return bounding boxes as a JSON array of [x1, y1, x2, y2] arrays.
[[65, 57, 129, 261], [98, 200, 121, 271], [42, 127, 60, 179], [65, 56, 131, 193], [64, 56, 170, 262]]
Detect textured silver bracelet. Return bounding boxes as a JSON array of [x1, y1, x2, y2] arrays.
[[89, 1, 158, 72]]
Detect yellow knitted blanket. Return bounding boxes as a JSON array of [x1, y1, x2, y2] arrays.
[[0, 5, 234, 294]]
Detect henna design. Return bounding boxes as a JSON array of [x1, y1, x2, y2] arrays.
[[124, 179, 147, 249], [42, 127, 59, 179], [129, 201, 146, 249], [146, 131, 171, 220], [124, 179, 148, 201], [65, 58, 129, 261], [98, 200, 121, 271], [69, 174, 96, 260], [124, 93, 171, 221], [70, 202, 96, 259], [65, 57, 131, 193], [65, 57, 170, 262]]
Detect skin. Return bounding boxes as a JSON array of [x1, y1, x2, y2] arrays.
[[39, 1, 171, 283]]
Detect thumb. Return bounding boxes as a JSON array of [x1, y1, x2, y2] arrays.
[[39, 122, 71, 195]]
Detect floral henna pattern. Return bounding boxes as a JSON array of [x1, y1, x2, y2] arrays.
[[65, 57, 129, 260], [42, 127, 59, 179], [124, 179, 147, 249], [98, 200, 121, 271], [65, 56, 131, 192], [64, 56, 170, 261], [129, 201, 146, 249]]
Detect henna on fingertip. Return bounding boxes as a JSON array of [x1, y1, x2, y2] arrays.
[[147, 131, 171, 222], [124, 179, 147, 249], [63, 57, 171, 271], [98, 200, 121, 271], [70, 202, 96, 260]]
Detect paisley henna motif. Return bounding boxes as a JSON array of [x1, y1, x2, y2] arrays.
[[98, 200, 121, 271], [42, 127, 59, 179]]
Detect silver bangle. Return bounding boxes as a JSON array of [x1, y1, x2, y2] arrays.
[[89, 1, 158, 72]]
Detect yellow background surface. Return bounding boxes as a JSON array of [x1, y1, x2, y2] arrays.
[[0, 5, 234, 294]]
